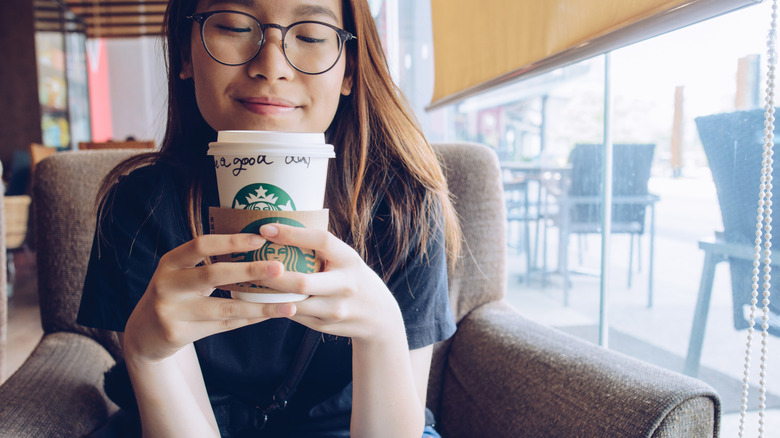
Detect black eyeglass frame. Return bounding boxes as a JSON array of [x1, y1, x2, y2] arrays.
[[187, 10, 356, 75]]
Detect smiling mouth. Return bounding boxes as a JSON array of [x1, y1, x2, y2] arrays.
[[238, 98, 299, 116]]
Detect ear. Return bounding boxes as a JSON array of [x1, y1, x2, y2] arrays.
[[340, 50, 355, 96], [340, 72, 353, 96], [180, 56, 193, 80], [179, 53, 192, 79]]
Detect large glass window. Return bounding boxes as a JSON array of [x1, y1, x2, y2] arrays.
[[388, 1, 779, 434]]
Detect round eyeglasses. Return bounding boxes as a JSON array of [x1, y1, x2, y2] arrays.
[[187, 11, 356, 75]]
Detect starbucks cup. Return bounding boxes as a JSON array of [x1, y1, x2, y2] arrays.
[[208, 130, 335, 211], [208, 131, 334, 303]]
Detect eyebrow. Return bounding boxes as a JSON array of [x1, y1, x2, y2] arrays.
[[203, 1, 339, 23], [206, 0, 254, 7], [293, 4, 339, 23]]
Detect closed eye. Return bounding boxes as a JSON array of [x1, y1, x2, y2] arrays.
[[216, 24, 252, 33], [296, 35, 326, 44]]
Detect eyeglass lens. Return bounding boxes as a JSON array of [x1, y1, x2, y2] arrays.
[[202, 12, 345, 74]]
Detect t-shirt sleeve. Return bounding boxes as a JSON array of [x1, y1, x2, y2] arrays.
[[77, 167, 186, 332], [385, 219, 456, 350]]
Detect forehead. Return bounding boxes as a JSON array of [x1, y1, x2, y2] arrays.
[[197, 0, 344, 23]]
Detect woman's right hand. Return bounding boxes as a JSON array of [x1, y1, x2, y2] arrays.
[[122, 233, 296, 365]]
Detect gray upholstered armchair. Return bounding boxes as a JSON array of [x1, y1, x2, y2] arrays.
[[0, 144, 720, 437]]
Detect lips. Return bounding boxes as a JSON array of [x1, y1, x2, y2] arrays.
[[237, 96, 300, 116]]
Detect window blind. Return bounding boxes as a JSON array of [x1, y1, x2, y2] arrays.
[[428, 0, 760, 110]]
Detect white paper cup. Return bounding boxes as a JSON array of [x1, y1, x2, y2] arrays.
[[208, 131, 335, 211]]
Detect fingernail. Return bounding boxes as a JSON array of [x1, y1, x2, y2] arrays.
[[248, 234, 264, 246], [260, 224, 279, 237], [265, 261, 284, 275], [278, 303, 296, 317]]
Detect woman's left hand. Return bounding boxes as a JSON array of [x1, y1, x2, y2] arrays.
[[257, 223, 404, 343], [259, 223, 430, 437]]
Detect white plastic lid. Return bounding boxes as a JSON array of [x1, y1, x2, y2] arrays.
[[217, 130, 325, 144], [208, 130, 333, 157], [207, 143, 334, 158]]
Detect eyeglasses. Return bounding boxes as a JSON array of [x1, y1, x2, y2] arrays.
[[187, 10, 356, 75]]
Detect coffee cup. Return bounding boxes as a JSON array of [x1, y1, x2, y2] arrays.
[[208, 130, 335, 211], [208, 131, 334, 303]]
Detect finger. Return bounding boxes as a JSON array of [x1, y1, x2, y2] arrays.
[[287, 314, 327, 332], [184, 296, 297, 322], [291, 296, 332, 319], [259, 269, 348, 298], [162, 234, 266, 270], [184, 316, 269, 341], [161, 260, 285, 294], [259, 224, 349, 260]]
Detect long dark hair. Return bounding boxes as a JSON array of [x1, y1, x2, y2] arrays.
[[97, 0, 461, 280]]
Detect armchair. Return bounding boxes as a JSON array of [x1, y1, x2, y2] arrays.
[[0, 145, 720, 437]]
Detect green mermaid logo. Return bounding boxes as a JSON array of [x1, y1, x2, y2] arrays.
[[232, 217, 316, 290], [232, 183, 296, 211]]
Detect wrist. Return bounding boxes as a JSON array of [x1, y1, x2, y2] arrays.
[[352, 305, 407, 351]]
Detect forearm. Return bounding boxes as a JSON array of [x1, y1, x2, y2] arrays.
[[125, 348, 220, 438], [350, 315, 426, 438]]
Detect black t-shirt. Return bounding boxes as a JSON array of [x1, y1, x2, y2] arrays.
[[77, 157, 456, 436]]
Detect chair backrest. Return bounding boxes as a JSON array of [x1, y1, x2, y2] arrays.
[[427, 142, 507, 415], [696, 109, 780, 333], [567, 143, 655, 233], [78, 140, 155, 150], [696, 109, 780, 246], [433, 142, 507, 320], [33, 150, 139, 359]]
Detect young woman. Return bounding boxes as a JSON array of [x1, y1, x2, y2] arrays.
[[77, 0, 461, 437]]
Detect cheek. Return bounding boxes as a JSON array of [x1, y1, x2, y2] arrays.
[[190, 58, 230, 128], [314, 69, 348, 124]]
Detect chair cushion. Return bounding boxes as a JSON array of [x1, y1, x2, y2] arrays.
[[0, 332, 117, 436]]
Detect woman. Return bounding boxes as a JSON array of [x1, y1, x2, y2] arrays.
[[77, 0, 461, 436]]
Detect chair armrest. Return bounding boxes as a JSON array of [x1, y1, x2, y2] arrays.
[[438, 301, 720, 438], [0, 332, 118, 437]]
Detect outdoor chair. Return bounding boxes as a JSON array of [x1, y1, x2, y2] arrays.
[[503, 173, 546, 283], [556, 143, 659, 307], [0, 144, 721, 437], [685, 109, 780, 377]]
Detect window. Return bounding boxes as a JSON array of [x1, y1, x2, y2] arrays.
[[387, 1, 779, 433]]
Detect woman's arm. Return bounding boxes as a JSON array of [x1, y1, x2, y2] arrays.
[[351, 341, 433, 438], [257, 224, 433, 438], [120, 233, 295, 438], [119, 335, 220, 437]]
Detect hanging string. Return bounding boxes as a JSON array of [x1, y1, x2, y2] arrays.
[[739, 1, 776, 437]]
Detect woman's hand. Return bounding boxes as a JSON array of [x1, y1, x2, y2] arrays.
[[122, 233, 295, 364], [256, 224, 405, 344], [257, 224, 428, 437]]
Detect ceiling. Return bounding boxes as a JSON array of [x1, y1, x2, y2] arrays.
[[35, 0, 165, 38]]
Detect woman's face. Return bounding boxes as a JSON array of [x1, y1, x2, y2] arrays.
[[182, 0, 352, 133]]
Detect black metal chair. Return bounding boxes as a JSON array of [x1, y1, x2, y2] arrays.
[[686, 109, 780, 376], [559, 143, 659, 306]]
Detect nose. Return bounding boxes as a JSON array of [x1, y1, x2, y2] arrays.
[[246, 26, 295, 80]]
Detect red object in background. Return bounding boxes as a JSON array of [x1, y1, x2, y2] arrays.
[[86, 39, 113, 142]]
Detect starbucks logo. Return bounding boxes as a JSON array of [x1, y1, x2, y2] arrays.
[[233, 217, 316, 289], [233, 183, 296, 211]]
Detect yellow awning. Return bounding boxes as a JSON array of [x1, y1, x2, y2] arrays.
[[429, 0, 759, 110]]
